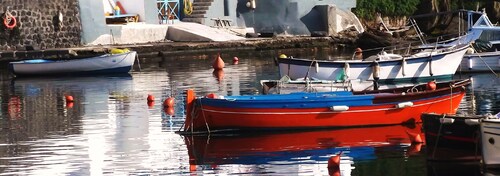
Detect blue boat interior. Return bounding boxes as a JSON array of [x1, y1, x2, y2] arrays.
[[222, 91, 354, 100]]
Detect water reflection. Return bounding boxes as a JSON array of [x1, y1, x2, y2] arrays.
[[455, 73, 500, 115], [184, 124, 424, 175], [0, 47, 496, 175]]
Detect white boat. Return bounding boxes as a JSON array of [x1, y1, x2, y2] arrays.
[[277, 44, 468, 82], [417, 10, 500, 73], [480, 112, 500, 168], [458, 10, 500, 73], [9, 50, 137, 76], [459, 51, 500, 73], [260, 77, 370, 94]]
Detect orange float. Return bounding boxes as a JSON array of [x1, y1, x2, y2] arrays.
[[212, 54, 225, 70], [147, 94, 155, 102], [426, 80, 437, 91], [164, 107, 175, 115], [163, 97, 175, 107], [147, 101, 154, 108], [66, 102, 74, 109], [65, 95, 74, 102]]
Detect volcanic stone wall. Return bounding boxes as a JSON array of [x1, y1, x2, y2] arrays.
[[0, 0, 81, 51]]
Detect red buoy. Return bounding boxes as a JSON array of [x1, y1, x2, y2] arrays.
[[147, 94, 155, 102], [212, 54, 225, 70], [65, 95, 74, 102], [165, 107, 175, 115], [206, 93, 217, 99], [147, 101, 154, 108], [66, 102, 74, 109], [327, 152, 342, 169], [233, 56, 239, 62], [426, 80, 436, 91], [406, 130, 424, 143], [163, 97, 175, 107]]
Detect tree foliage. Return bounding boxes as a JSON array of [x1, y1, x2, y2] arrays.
[[353, 0, 489, 20], [354, 0, 419, 20]]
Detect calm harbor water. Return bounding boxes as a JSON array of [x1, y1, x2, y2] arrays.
[[0, 47, 498, 175]]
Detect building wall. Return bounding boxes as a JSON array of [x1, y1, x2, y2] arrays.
[[204, 0, 356, 35], [79, 0, 167, 45], [0, 0, 82, 50]]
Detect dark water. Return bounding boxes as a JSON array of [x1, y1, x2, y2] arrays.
[[0, 48, 498, 175]]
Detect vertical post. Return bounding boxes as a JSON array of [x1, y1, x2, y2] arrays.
[[185, 89, 195, 132]]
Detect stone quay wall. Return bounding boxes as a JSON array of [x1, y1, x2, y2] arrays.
[[0, 0, 81, 51]]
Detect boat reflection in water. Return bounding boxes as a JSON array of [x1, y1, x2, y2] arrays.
[[183, 124, 423, 175]]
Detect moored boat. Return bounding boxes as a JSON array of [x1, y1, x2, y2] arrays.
[[9, 49, 137, 76], [277, 44, 468, 83], [421, 113, 489, 161], [480, 113, 500, 168], [180, 79, 470, 134]]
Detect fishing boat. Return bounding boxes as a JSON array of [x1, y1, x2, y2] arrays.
[[9, 49, 137, 76], [421, 113, 489, 161], [277, 44, 468, 83], [480, 113, 500, 168], [180, 79, 470, 133], [416, 10, 500, 73], [259, 76, 373, 94], [184, 124, 422, 175]]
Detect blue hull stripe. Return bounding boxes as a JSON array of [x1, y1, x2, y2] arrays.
[[11, 66, 132, 76]]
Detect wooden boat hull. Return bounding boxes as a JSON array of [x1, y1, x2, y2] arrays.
[[459, 51, 500, 73], [9, 51, 137, 76], [422, 113, 484, 161], [481, 117, 500, 168], [277, 45, 468, 82], [183, 80, 470, 133]]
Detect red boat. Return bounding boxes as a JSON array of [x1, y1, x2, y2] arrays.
[[182, 79, 470, 133]]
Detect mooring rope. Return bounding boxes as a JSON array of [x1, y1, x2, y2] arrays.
[[470, 44, 498, 77]]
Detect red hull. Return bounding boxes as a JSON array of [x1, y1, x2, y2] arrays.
[[188, 93, 465, 132]]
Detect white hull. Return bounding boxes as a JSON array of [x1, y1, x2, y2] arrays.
[[459, 51, 500, 72], [10, 51, 137, 76], [278, 45, 468, 82], [481, 117, 500, 167]]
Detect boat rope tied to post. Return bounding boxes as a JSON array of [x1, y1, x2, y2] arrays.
[[3, 10, 16, 29], [304, 59, 316, 80], [184, 0, 193, 16]]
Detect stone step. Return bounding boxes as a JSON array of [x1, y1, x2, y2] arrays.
[[193, 6, 209, 11], [194, 0, 213, 3], [193, 2, 211, 6], [185, 14, 205, 18], [191, 10, 206, 15], [182, 17, 204, 24]]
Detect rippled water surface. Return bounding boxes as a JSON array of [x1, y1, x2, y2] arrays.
[[0, 48, 498, 175]]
